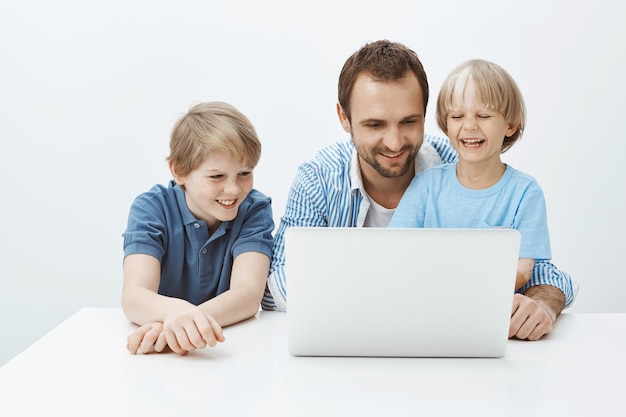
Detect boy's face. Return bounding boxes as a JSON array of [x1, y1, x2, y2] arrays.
[[446, 79, 517, 166], [338, 72, 425, 181], [172, 151, 254, 232]]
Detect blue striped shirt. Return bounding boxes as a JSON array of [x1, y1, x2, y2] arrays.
[[262, 136, 575, 311]]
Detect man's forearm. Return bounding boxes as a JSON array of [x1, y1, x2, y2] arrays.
[[523, 284, 565, 321]]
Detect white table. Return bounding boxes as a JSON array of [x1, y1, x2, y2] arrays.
[[0, 308, 624, 417]]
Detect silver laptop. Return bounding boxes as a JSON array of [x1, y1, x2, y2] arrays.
[[285, 227, 520, 358]]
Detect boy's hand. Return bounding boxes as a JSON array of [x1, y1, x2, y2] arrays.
[[127, 322, 168, 354], [162, 307, 225, 354]]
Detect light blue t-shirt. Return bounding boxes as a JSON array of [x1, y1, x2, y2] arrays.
[[123, 180, 274, 305], [388, 163, 551, 260]]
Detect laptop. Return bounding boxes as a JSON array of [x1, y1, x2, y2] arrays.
[[285, 227, 520, 358]]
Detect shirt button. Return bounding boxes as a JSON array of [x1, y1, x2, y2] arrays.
[[194, 223, 200, 229], [201, 248, 208, 254]]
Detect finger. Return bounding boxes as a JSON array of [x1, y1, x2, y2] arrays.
[[514, 317, 536, 340], [526, 317, 552, 341], [139, 326, 161, 354], [185, 321, 208, 350], [508, 296, 526, 338], [174, 325, 198, 353], [127, 333, 141, 355], [207, 315, 225, 344], [164, 328, 185, 354], [127, 325, 150, 354], [154, 331, 168, 352], [195, 318, 220, 347], [515, 307, 546, 340]]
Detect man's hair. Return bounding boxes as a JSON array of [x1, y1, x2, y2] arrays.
[[436, 59, 526, 153], [338, 39, 429, 121], [167, 101, 261, 177]]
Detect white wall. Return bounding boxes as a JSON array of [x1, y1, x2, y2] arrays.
[[1, 0, 625, 365]]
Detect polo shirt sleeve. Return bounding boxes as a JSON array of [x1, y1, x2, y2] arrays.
[[231, 191, 274, 260], [122, 190, 168, 262]]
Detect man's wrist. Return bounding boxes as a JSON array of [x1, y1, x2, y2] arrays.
[[523, 284, 565, 321]]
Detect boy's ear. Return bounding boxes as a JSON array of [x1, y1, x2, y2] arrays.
[[506, 124, 518, 137], [336, 103, 352, 133], [169, 161, 185, 186]]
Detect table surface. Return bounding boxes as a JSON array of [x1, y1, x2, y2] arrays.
[[0, 308, 624, 417]]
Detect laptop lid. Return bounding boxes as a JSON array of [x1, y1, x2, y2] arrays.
[[285, 227, 520, 358]]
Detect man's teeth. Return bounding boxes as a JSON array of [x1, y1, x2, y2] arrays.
[[218, 200, 236, 206]]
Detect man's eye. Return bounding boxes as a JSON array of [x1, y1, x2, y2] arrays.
[[209, 175, 224, 180], [366, 123, 382, 128]]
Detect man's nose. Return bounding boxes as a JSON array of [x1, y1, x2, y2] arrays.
[[383, 126, 403, 151]]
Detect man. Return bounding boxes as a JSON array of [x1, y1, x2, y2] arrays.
[[262, 40, 575, 341]]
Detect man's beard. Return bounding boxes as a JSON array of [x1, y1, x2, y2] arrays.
[[355, 144, 418, 178]]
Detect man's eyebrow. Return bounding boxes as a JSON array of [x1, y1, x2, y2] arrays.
[[358, 117, 385, 124], [402, 113, 424, 121]]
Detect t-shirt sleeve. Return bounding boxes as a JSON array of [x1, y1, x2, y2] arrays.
[[515, 183, 551, 260]]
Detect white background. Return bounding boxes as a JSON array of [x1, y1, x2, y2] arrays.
[[1, 0, 625, 365]]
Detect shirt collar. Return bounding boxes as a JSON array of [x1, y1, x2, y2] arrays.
[[170, 180, 231, 232]]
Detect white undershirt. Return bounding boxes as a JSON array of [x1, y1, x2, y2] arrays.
[[363, 192, 395, 227]]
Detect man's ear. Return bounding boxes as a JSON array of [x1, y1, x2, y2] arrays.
[[169, 161, 185, 186], [336, 103, 352, 133]]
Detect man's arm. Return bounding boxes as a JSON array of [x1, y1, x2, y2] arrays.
[[424, 134, 459, 164], [510, 260, 574, 340], [517, 260, 575, 307], [263, 168, 329, 311]]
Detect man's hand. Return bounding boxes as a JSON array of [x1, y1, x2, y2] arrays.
[[509, 284, 565, 340]]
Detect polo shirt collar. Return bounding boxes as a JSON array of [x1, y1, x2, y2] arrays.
[[170, 180, 231, 233]]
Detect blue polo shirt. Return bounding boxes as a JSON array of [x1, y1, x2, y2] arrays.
[[123, 180, 274, 305]]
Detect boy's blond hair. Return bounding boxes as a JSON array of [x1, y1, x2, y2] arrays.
[[436, 59, 526, 153], [167, 101, 261, 176]]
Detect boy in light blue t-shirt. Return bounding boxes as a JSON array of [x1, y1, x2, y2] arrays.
[[389, 60, 551, 291]]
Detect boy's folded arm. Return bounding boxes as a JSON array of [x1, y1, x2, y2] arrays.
[[121, 253, 193, 326], [199, 251, 271, 327]]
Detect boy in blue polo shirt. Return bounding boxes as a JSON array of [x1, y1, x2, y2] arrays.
[[122, 101, 274, 355]]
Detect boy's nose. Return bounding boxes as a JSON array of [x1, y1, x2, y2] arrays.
[[223, 180, 241, 195], [463, 117, 478, 130]]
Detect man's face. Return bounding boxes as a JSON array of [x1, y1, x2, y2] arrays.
[[339, 72, 425, 180]]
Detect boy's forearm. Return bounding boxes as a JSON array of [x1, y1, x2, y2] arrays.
[[121, 287, 191, 326], [199, 287, 263, 327]]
